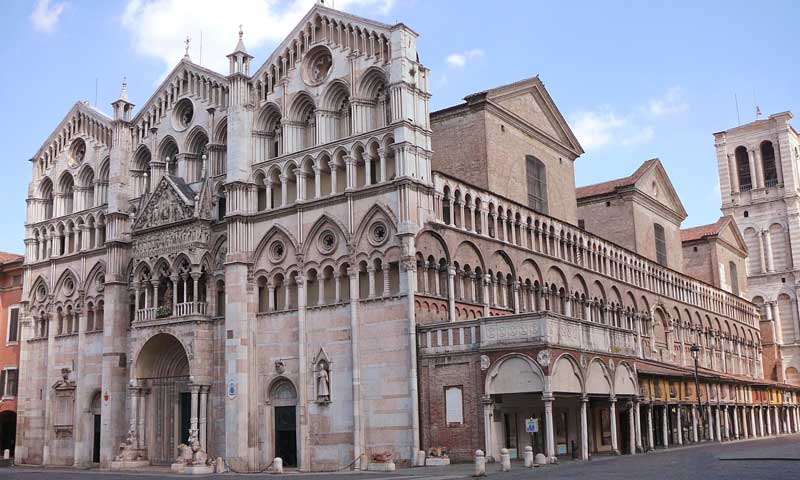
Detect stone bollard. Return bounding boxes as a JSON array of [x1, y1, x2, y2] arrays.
[[474, 450, 486, 477], [523, 446, 533, 468], [2, 450, 8, 460], [500, 448, 511, 472], [534, 453, 547, 467], [417, 450, 426, 467], [273, 457, 283, 474]]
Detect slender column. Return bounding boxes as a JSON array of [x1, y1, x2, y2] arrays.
[[128, 387, 138, 445], [676, 405, 683, 445], [628, 402, 636, 454], [764, 406, 771, 435], [723, 406, 730, 439], [137, 387, 146, 449], [544, 395, 556, 462], [482, 397, 494, 461], [610, 396, 619, 454], [367, 266, 376, 298], [382, 267, 390, 297], [708, 407, 715, 441], [647, 404, 654, 450], [580, 396, 589, 460], [314, 166, 321, 198], [662, 405, 669, 448], [765, 230, 775, 272], [733, 405, 740, 439], [750, 407, 757, 437], [758, 232, 767, 273], [199, 385, 209, 451], [447, 267, 456, 322], [692, 405, 698, 443], [774, 406, 781, 434], [189, 384, 199, 441], [715, 407, 722, 442], [317, 273, 326, 305]]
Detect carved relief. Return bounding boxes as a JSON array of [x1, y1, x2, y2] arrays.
[[133, 179, 194, 232]]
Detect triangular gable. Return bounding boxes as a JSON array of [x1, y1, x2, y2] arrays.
[[32, 101, 112, 162], [131, 58, 228, 126], [484, 77, 584, 157], [252, 3, 394, 81], [132, 175, 196, 232], [630, 159, 688, 220], [717, 217, 748, 255]]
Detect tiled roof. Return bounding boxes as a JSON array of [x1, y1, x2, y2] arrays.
[[575, 159, 659, 199], [0, 251, 23, 265], [680, 216, 730, 243]]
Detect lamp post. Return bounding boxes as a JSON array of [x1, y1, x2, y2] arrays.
[[690, 344, 705, 440]]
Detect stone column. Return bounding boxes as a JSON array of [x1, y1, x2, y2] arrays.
[[580, 396, 589, 460], [662, 405, 669, 448], [765, 230, 775, 272], [750, 407, 757, 437], [715, 407, 722, 442], [482, 397, 494, 461], [367, 266, 376, 298], [647, 404, 655, 450], [634, 401, 643, 452], [199, 385, 209, 452], [628, 402, 636, 455], [765, 406, 771, 435], [610, 397, 619, 454], [447, 266, 456, 322], [128, 386, 139, 443], [733, 405, 740, 439], [691, 405, 698, 443], [189, 384, 200, 442], [543, 395, 556, 462], [774, 406, 781, 434], [723, 406, 730, 439], [758, 231, 767, 273], [137, 388, 146, 449], [676, 405, 683, 445]]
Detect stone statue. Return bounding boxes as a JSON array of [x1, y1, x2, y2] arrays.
[[115, 428, 143, 461], [175, 431, 209, 466], [164, 282, 174, 311], [316, 361, 330, 402]]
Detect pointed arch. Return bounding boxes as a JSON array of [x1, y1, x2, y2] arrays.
[[303, 213, 351, 258], [551, 353, 584, 394], [485, 353, 544, 395]]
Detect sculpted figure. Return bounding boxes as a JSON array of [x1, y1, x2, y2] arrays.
[[316, 361, 330, 402]]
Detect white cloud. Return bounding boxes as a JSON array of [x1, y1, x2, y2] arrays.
[[569, 109, 627, 150], [570, 86, 689, 151], [645, 86, 689, 117], [121, 0, 396, 77], [31, 0, 67, 33], [445, 48, 484, 69]]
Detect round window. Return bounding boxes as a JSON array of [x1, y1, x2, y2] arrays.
[[172, 98, 194, 131], [269, 240, 286, 263], [68, 138, 86, 168], [369, 221, 389, 246], [317, 230, 337, 254], [302, 46, 334, 86], [63, 277, 75, 297], [36, 284, 47, 302]]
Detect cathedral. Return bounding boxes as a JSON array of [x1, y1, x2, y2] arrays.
[[15, 1, 800, 473]]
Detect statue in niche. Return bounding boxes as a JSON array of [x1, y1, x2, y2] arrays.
[[316, 360, 330, 403], [163, 282, 174, 312]]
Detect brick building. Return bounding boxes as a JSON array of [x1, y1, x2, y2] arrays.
[[0, 252, 23, 458]]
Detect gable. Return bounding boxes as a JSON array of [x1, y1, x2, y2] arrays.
[[132, 176, 195, 232], [483, 78, 583, 158], [718, 220, 748, 255], [631, 161, 687, 221], [33, 102, 113, 173]]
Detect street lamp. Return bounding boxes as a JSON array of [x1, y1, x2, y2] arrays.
[[690, 344, 705, 440]]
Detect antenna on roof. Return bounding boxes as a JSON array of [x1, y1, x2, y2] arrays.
[[734, 92, 741, 126]]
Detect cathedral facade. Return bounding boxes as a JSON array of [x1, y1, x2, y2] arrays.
[[15, 2, 800, 473]]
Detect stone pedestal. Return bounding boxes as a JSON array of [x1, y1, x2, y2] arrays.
[[110, 460, 150, 470], [171, 463, 215, 474], [425, 457, 450, 466], [367, 462, 396, 472]]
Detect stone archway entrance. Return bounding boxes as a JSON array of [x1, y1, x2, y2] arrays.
[[134, 333, 191, 466], [270, 380, 298, 468]]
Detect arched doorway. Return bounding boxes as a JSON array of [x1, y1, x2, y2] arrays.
[[0, 411, 16, 457], [135, 333, 191, 466], [90, 392, 101, 463], [270, 379, 298, 468]]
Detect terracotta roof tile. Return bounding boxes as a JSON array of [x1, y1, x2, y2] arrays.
[[0, 251, 23, 265], [680, 216, 730, 243], [575, 158, 659, 199]]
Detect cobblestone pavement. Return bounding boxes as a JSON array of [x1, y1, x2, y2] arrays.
[[1, 435, 798, 480]]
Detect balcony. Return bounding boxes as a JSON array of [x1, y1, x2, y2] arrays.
[[417, 311, 637, 357], [135, 301, 209, 323]]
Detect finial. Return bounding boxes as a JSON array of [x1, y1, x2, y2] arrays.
[[118, 76, 129, 102], [184, 35, 191, 58], [239, 25, 243, 39]]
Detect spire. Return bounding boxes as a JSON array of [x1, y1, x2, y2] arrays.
[[233, 25, 248, 54], [118, 77, 129, 102]]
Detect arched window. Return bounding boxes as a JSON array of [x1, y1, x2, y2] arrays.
[[728, 261, 739, 296], [760, 141, 778, 187], [654, 223, 667, 266], [735, 146, 752, 191], [525, 155, 547, 214]]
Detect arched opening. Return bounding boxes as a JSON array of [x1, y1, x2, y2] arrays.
[[58, 172, 75, 216], [135, 333, 192, 466], [39, 178, 54, 221], [0, 411, 16, 459], [761, 141, 778, 187], [90, 392, 101, 463], [269, 379, 298, 467], [735, 146, 752, 192]]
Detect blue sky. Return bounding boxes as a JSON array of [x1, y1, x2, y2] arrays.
[[1, 0, 798, 254]]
